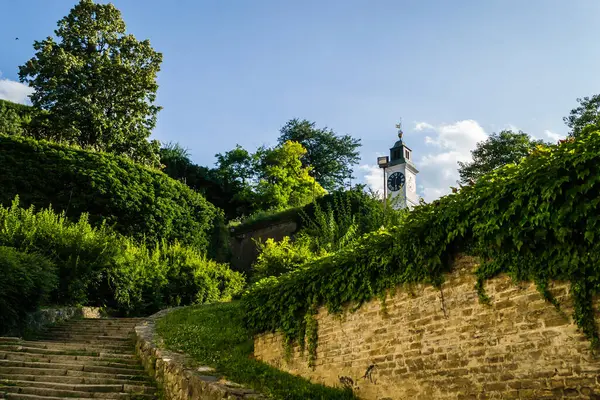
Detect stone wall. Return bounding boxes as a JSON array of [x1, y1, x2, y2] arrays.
[[229, 220, 297, 273], [254, 256, 600, 399], [135, 308, 264, 400], [10, 306, 102, 337]]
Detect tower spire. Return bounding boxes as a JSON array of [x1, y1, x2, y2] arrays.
[[395, 119, 403, 139]]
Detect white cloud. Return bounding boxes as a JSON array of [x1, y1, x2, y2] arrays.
[[0, 74, 33, 104], [417, 120, 488, 202], [358, 164, 384, 198], [544, 129, 563, 142], [414, 122, 434, 131]]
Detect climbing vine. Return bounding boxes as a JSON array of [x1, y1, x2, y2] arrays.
[[242, 128, 600, 362]]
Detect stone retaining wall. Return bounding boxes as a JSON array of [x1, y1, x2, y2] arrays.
[[11, 306, 103, 337], [134, 308, 264, 400], [254, 255, 600, 399]]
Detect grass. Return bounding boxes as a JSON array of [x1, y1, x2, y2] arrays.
[[156, 302, 355, 400]]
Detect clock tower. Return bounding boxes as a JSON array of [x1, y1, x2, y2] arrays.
[[386, 122, 419, 209]]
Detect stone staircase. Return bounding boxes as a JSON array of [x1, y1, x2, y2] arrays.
[[0, 318, 158, 400]]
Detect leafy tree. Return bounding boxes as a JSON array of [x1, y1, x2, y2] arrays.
[[0, 101, 26, 135], [457, 130, 546, 183], [564, 94, 600, 138], [277, 119, 361, 191], [18, 0, 163, 166], [256, 141, 326, 210], [159, 143, 257, 220]]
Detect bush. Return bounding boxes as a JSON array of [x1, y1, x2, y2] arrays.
[[249, 190, 408, 281], [0, 246, 57, 334], [243, 130, 600, 355], [0, 198, 245, 315], [252, 236, 317, 282], [232, 188, 391, 235], [0, 135, 223, 255]]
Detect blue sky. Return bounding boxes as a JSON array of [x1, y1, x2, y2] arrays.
[[1, 0, 599, 200]]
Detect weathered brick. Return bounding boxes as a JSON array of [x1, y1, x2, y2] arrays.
[[252, 255, 600, 400]]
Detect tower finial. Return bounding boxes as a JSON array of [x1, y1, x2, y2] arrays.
[[395, 119, 403, 139]]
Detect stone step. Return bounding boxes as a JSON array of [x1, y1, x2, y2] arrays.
[[61, 320, 143, 327], [0, 346, 126, 358], [0, 360, 143, 375], [33, 335, 132, 343], [0, 342, 134, 353], [0, 339, 20, 344], [42, 329, 133, 336], [4, 380, 156, 394], [0, 351, 140, 366], [0, 374, 150, 386], [0, 367, 149, 382], [0, 386, 155, 399]]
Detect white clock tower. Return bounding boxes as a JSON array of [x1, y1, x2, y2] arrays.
[[386, 122, 419, 209]]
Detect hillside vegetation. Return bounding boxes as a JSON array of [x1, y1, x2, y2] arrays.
[[243, 129, 600, 362], [0, 197, 244, 333], [0, 135, 226, 257]]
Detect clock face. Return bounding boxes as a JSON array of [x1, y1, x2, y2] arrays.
[[407, 174, 416, 193], [387, 172, 405, 192]]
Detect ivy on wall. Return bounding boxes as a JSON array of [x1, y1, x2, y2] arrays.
[[242, 128, 600, 360]]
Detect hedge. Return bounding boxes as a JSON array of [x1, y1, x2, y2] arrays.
[[0, 135, 224, 256]]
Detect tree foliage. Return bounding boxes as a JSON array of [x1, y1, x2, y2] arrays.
[[277, 119, 361, 191], [564, 94, 600, 138], [255, 141, 327, 210], [457, 130, 546, 183], [18, 0, 163, 166], [159, 143, 257, 220]]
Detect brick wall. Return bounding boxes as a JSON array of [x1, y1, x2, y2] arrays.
[[254, 256, 600, 399]]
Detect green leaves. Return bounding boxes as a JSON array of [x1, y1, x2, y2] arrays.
[[0, 135, 224, 256], [18, 0, 163, 167]]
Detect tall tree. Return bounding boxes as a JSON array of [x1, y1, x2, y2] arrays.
[[256, 141, 326, 210], [19, 0, 163, 166], [277, 119, 361, 191], [458, 130, 546, 183], [564, 94, 600, 138]]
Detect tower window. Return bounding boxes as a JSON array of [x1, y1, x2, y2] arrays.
[[405, 149, 410, 160]]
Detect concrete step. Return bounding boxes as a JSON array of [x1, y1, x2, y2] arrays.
[[0, 367, 150, 382], [42, 329, 133, 337], [3, 380, 156, 394], [33, 335, 132, 343], [0, 386, 155, 399], [0, 351, 140, 366], [0, 374, 151, 386], [0, 342, 134, 353], [0, 318, 156, 400], [0, 360, 143, 375]]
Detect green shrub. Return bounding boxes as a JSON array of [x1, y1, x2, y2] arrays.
[[252, 236, 317, 282], [249, 191, 407, 281], [0, 198, 245, 315], [0, 135, 223, 255], [232, 188, 392, 235], [243, 130, 600, 356], [0, 246, 57, 334]]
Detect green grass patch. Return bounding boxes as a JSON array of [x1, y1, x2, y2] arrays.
[[156, 302, 355, 400]]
